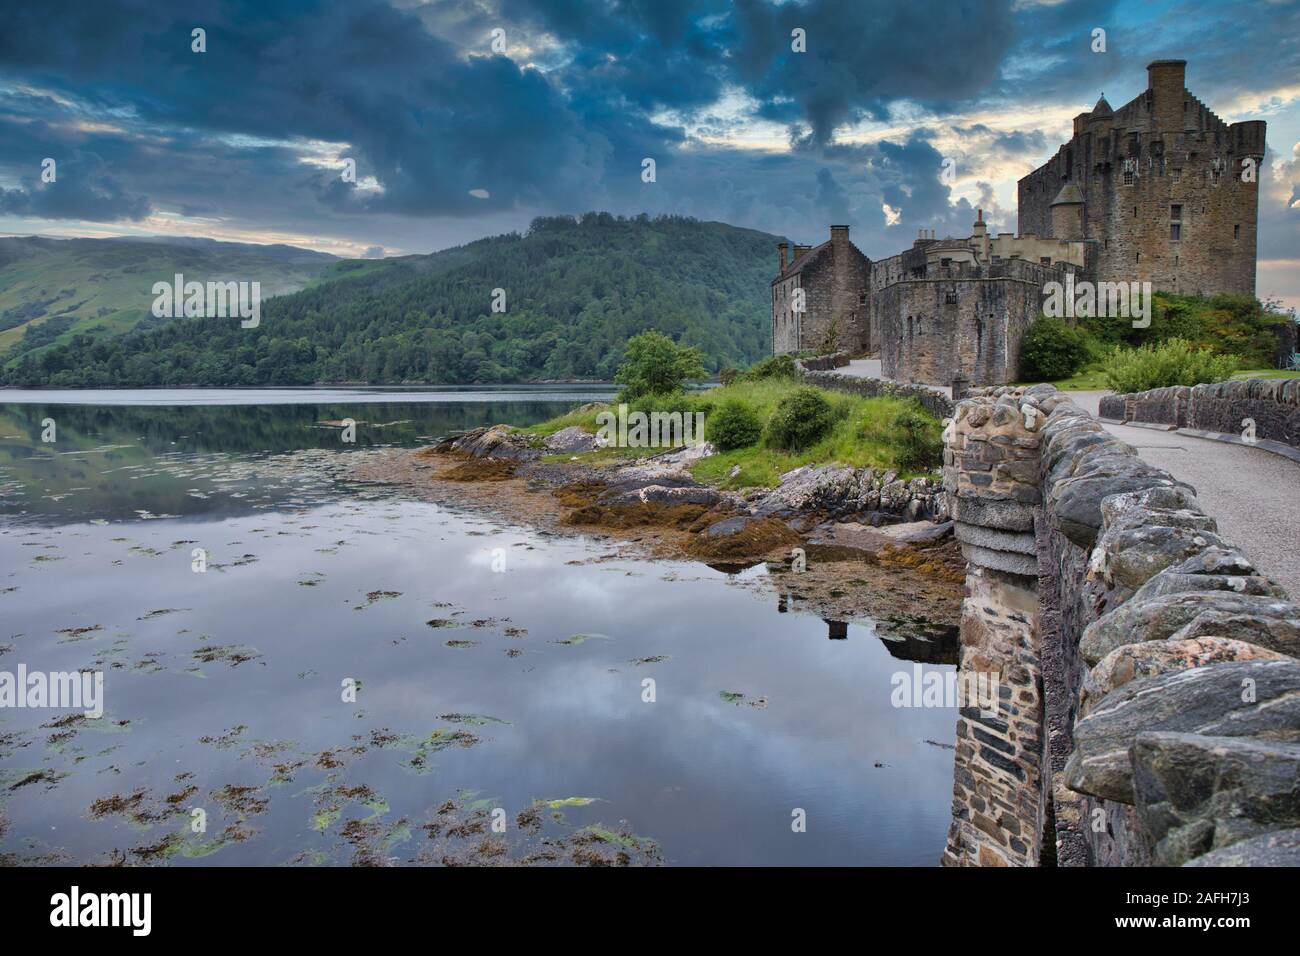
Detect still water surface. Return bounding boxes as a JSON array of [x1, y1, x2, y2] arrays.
[[0, 389, 956, 865]]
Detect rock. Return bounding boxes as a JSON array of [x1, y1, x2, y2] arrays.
[[1090, 525, 1232, 600], [1099, 486, 1210, 533], [948, 495, 1036, 532], [450, 425, 541, 461], [1081, 592, 1300, 665], [1132, 732, 1300, 866], [600, 484, 728, 509], [1050, 459, 1191, 549], [1064, 659, 1300, 803], [959, 542, 1038, 577], [750, 464, 942, 522], [1184, 828, 1300, 867], [1081, 637, 1290, 715], [543, 426, 597, 453]]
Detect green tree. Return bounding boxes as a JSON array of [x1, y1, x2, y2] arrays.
[[614, 329, 707, 401]]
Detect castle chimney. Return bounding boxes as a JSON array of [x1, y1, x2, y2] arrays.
[[793, 244, 812, 261], [778, 242, 789, 272], [1147, 59, 1187, 131], [830, 225, 850, 258]]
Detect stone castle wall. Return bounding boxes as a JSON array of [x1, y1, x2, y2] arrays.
[[1019, 62, 1264, 297], [876, 260, 1059, 387], [943, 384, 1300, 867]]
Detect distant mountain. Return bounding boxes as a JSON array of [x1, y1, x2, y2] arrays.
[[0, 214, 781, 387], [0, 236, 337, 364]]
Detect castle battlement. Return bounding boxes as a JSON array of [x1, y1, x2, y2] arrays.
[[773, 58, 1261, 387]]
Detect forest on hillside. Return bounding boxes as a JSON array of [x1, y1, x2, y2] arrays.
[[1, 214, 780, 386]]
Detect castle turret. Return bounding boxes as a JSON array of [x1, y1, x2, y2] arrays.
[[1146, 59, 1187, 131], [1049, 182, 1085, 241]]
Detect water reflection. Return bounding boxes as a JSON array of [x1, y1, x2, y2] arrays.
[[0, 394, 960, 866]]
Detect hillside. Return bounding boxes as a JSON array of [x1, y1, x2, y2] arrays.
[[0, 214, 780, 387], [0, 236, 337, 364]]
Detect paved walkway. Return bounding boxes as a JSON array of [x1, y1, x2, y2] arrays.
[[1070, 390, 1300, 597]]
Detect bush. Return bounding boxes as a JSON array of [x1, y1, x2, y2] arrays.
[[1019, 316, 1091, 381], [764, 387, 835, 450], [706, 399, 763, 450], [740, 353, 798, 382], [718, 366, 739, 386], [891, 408, 943, 472], [1102, 338, 1240, 393], [614, 330, 707, 402]]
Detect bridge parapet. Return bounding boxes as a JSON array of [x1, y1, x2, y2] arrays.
[[943, 384, 1300, 867]]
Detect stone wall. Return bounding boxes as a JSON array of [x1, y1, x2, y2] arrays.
[[943, 384, 1300, 866], [797, 352, 851, 371], [1018, 60, 1264, 298], [874, 259, 1059, 388], [795, 361, 954, 420], [1100, 378, 1300, 448]]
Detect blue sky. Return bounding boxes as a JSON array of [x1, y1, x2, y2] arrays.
[[1, 0, 1298, 305]]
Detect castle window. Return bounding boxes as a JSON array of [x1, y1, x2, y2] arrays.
[[1172, 168, 1182, 182], [1170, 223, 1181, 241], [1171, 204, 1182, 220], [1124, 169, 1135, 186], [1234, 224, 1240, 240], [1136, 252, 1141, 263], [858, 293, 867, 305]]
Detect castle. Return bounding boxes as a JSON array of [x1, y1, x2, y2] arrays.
[[771, 59, 1266, 387]]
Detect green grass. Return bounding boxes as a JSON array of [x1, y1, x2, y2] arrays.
[[522, 378, 941, 489]]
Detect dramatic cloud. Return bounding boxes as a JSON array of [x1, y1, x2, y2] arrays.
[[0, 0, 1295, 303]]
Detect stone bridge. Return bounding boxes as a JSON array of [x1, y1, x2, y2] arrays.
[[942, 384, 1300, 867]]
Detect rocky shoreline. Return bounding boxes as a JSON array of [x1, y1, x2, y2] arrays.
[[352, 422, 965, 634]]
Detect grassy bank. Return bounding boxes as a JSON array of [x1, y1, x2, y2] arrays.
[[520, 378, 942, 489]]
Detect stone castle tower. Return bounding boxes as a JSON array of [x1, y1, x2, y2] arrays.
[[771, 58, 1265, 385], [1019, 59, 1265, 297]]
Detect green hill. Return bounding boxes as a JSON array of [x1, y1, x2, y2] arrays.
[[0, 236, 337, 364], [0, 214, 780, 387]]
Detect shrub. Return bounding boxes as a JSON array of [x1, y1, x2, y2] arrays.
[[1019, 316, 1091, 381], [614, 330, 707, 402], [891, 408, 943, 472], [1102, 338, 1240, 393], [764, 387, 835, 450], [740, 353, 798, 382], [718, 366, 739, 386], [706, 399, 763, 450]]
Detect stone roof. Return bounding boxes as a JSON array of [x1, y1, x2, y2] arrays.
[[774, 239, 847, 281], [1051, 182, 1085, 206], [1092, 94, 1113, 116]]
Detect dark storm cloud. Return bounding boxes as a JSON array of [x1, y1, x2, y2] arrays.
[[0, 0, 1296, 268], [730, 0, 1017, 143]]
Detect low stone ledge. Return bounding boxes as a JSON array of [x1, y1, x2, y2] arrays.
[[1107, 377, 1300, 449], [798, 366, 954, 420]]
